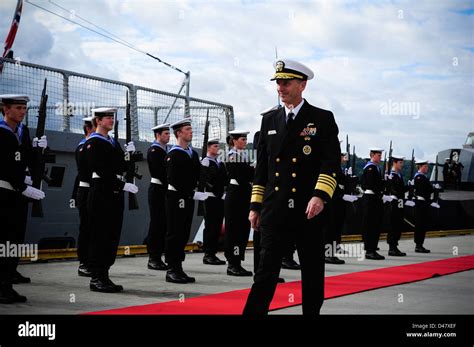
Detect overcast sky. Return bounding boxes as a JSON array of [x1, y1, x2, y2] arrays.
[[1, 0, 472, 160]]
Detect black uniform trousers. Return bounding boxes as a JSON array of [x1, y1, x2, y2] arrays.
[[244, 212, 326, 316], [165, 191, 194, 268], [414, 200, 429, 246], [76, 186, 91, 265], [224, 184, 251, 266], [146, 183, 167, 259], [387, 199, 404, 247], [361, 194, 383, 253], [203, 196, 224, 255], [87, 182, 124, 277], [324, 197, 345, 255], [0, 189, 27, 283]]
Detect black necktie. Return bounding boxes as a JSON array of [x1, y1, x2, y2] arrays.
[[287, 112, 294, 129]]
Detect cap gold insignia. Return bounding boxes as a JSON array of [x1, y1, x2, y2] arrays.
[[303, 145, 312, 155], [275, 61, 285, 72]]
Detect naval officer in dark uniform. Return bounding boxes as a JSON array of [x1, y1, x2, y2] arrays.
[[164, 118, 201, 283], [243, 59, 340, 316], [200, 138, 227, 265], [360, 148, 386, 260], [72, 116, 95, 277], [413, 160, 439, 253], [146, 123, 170, 271], [224, 130, 254, 276], [0, 95, 45, 303], [386, 155, 408, 256], [85, 107, 138, 293]]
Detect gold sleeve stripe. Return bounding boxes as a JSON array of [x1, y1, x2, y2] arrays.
[[315, 182, 335, 198], [251, 194, 264, 204], [252, 186, 265, 191], [317, 177, 337, 190], [252, 184, 266, 190], [318, 174, 337, 186]]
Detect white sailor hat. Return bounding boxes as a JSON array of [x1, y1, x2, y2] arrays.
[[369, 148, 384, 153], [229, 130, 250, 138], [444, 157, 450, 161], [271, 59, 314, 81], [260, 105, 281, 116], [415, 159, 429, 165], [82, 116, 94, 122], [151, 123, 170, 132], [391, 154, 405, 161], [207, 138, 220, 145], [0, 94, 30, 105], [170, 118, 192, 130], [91, 107, 117, 117]]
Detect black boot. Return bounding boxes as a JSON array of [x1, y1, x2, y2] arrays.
[[1, 282, 27, 303], [203, 254, 226, 265], [365, 251, 385, 260], [11, 270, 31, 284], [78, 263, 92, 277], [0, 282, 14, 304], [388, 246, 407, 256], [281, 257, 301, 270], [415, 245, 430, 253], [148, 257, 169, 271], [166, 265, 189, 284], [325, 256, 345, 264], [90, 270, 120, 293], [227, 264, 253, 276]]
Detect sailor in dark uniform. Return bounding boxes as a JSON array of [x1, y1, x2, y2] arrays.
[[164, 118, 201, 283], [243, 59, 340, 316], [224, 130, 254, 276], [0, 95, 45, 303], [386, 155, 408, 256], [200, 138, 227, 265], [413, 160, 439, 253], [85, 107, 138, 293], [146, 123, 171, 271], [360, 148, 386, 260], [72, 116, 95, 277]]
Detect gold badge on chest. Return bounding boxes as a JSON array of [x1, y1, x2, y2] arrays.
[[303, 145, 312, 155]]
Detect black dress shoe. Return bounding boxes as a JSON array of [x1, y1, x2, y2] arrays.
[[325, 256, 346, 264], [203, 254, 226, 265], [90, 278, 119, 293], [281, 258, 301, 270], [388, 248, 407, 256], [147, 258, 169, 271], [11, 271, 31, 284], [180, 270, 196, 283], [227, 265, 253, 277], [277, 277, 285, 283], [415, 246, 431, 253], [0, 283, 23, 303], [105, 278, 123, 292], [166, 270, 189, 284], [365, 252, 385, 260], [4, 286, 27, 303], [78, 264, 92, 277]]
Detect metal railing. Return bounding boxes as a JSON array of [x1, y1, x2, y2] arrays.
[[0, 58, 234, 148]]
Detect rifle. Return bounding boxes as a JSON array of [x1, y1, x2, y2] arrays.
[[201, 109, 210, 160], [433, 154, 440, 202], [31, 78, 52, 217], [351, 145, 356, 176], [114, 118, 119, 143], [124, 91, 142, 210], [345, 134, 350, 171], [383, 140, 393, 194], [407, 148, 415, 200]]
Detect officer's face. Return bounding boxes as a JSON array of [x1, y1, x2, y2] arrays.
[[276, 79, 306, 106], [393, 160, 403, 171], [419, 164, 429, 174], [208, 143, 219, 156], [158, 130, 170, 144], [233, 136, 247, 150], [97, 116, 115, 131], [370, 152, 382, 163], [178, 125, 193, 142], [4, 104, 27, 123]]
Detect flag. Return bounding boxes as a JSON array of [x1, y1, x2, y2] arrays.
[[0, 0, 24, 73]]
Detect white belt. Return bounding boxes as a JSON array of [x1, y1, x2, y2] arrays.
[[92, 172, 124, 180], [230, 179, 239, 186], [364, 190, 375, 195], [206, 192, 216, 198], [168, 184, 177, 191], [390, 195, 398, 200], [151, 178, 163, 185], [0, 180, 14, 191], [79, 181, 90, 188], [416, 196, 426, 201]]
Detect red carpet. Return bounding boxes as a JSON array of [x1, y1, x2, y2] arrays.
[[86, 255, 474, 315]]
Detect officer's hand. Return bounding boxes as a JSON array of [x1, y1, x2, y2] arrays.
[[24, 175, 33, 185], [22, 186, 45, 200], [306, 197, 324, 219], [123, 182, 138, 194], [430, 202, 440, 209], [249, 210, 260, 231], [405, 200, 415, 207]]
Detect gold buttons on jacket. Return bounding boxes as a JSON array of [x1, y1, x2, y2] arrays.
[[292, 158, 297, 163], [292, 173, 296, 178], [276, 158, 280, 162], [275, 187, 279, 191], [275, 172, 279, 177], [292, 188, 296, 193]]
